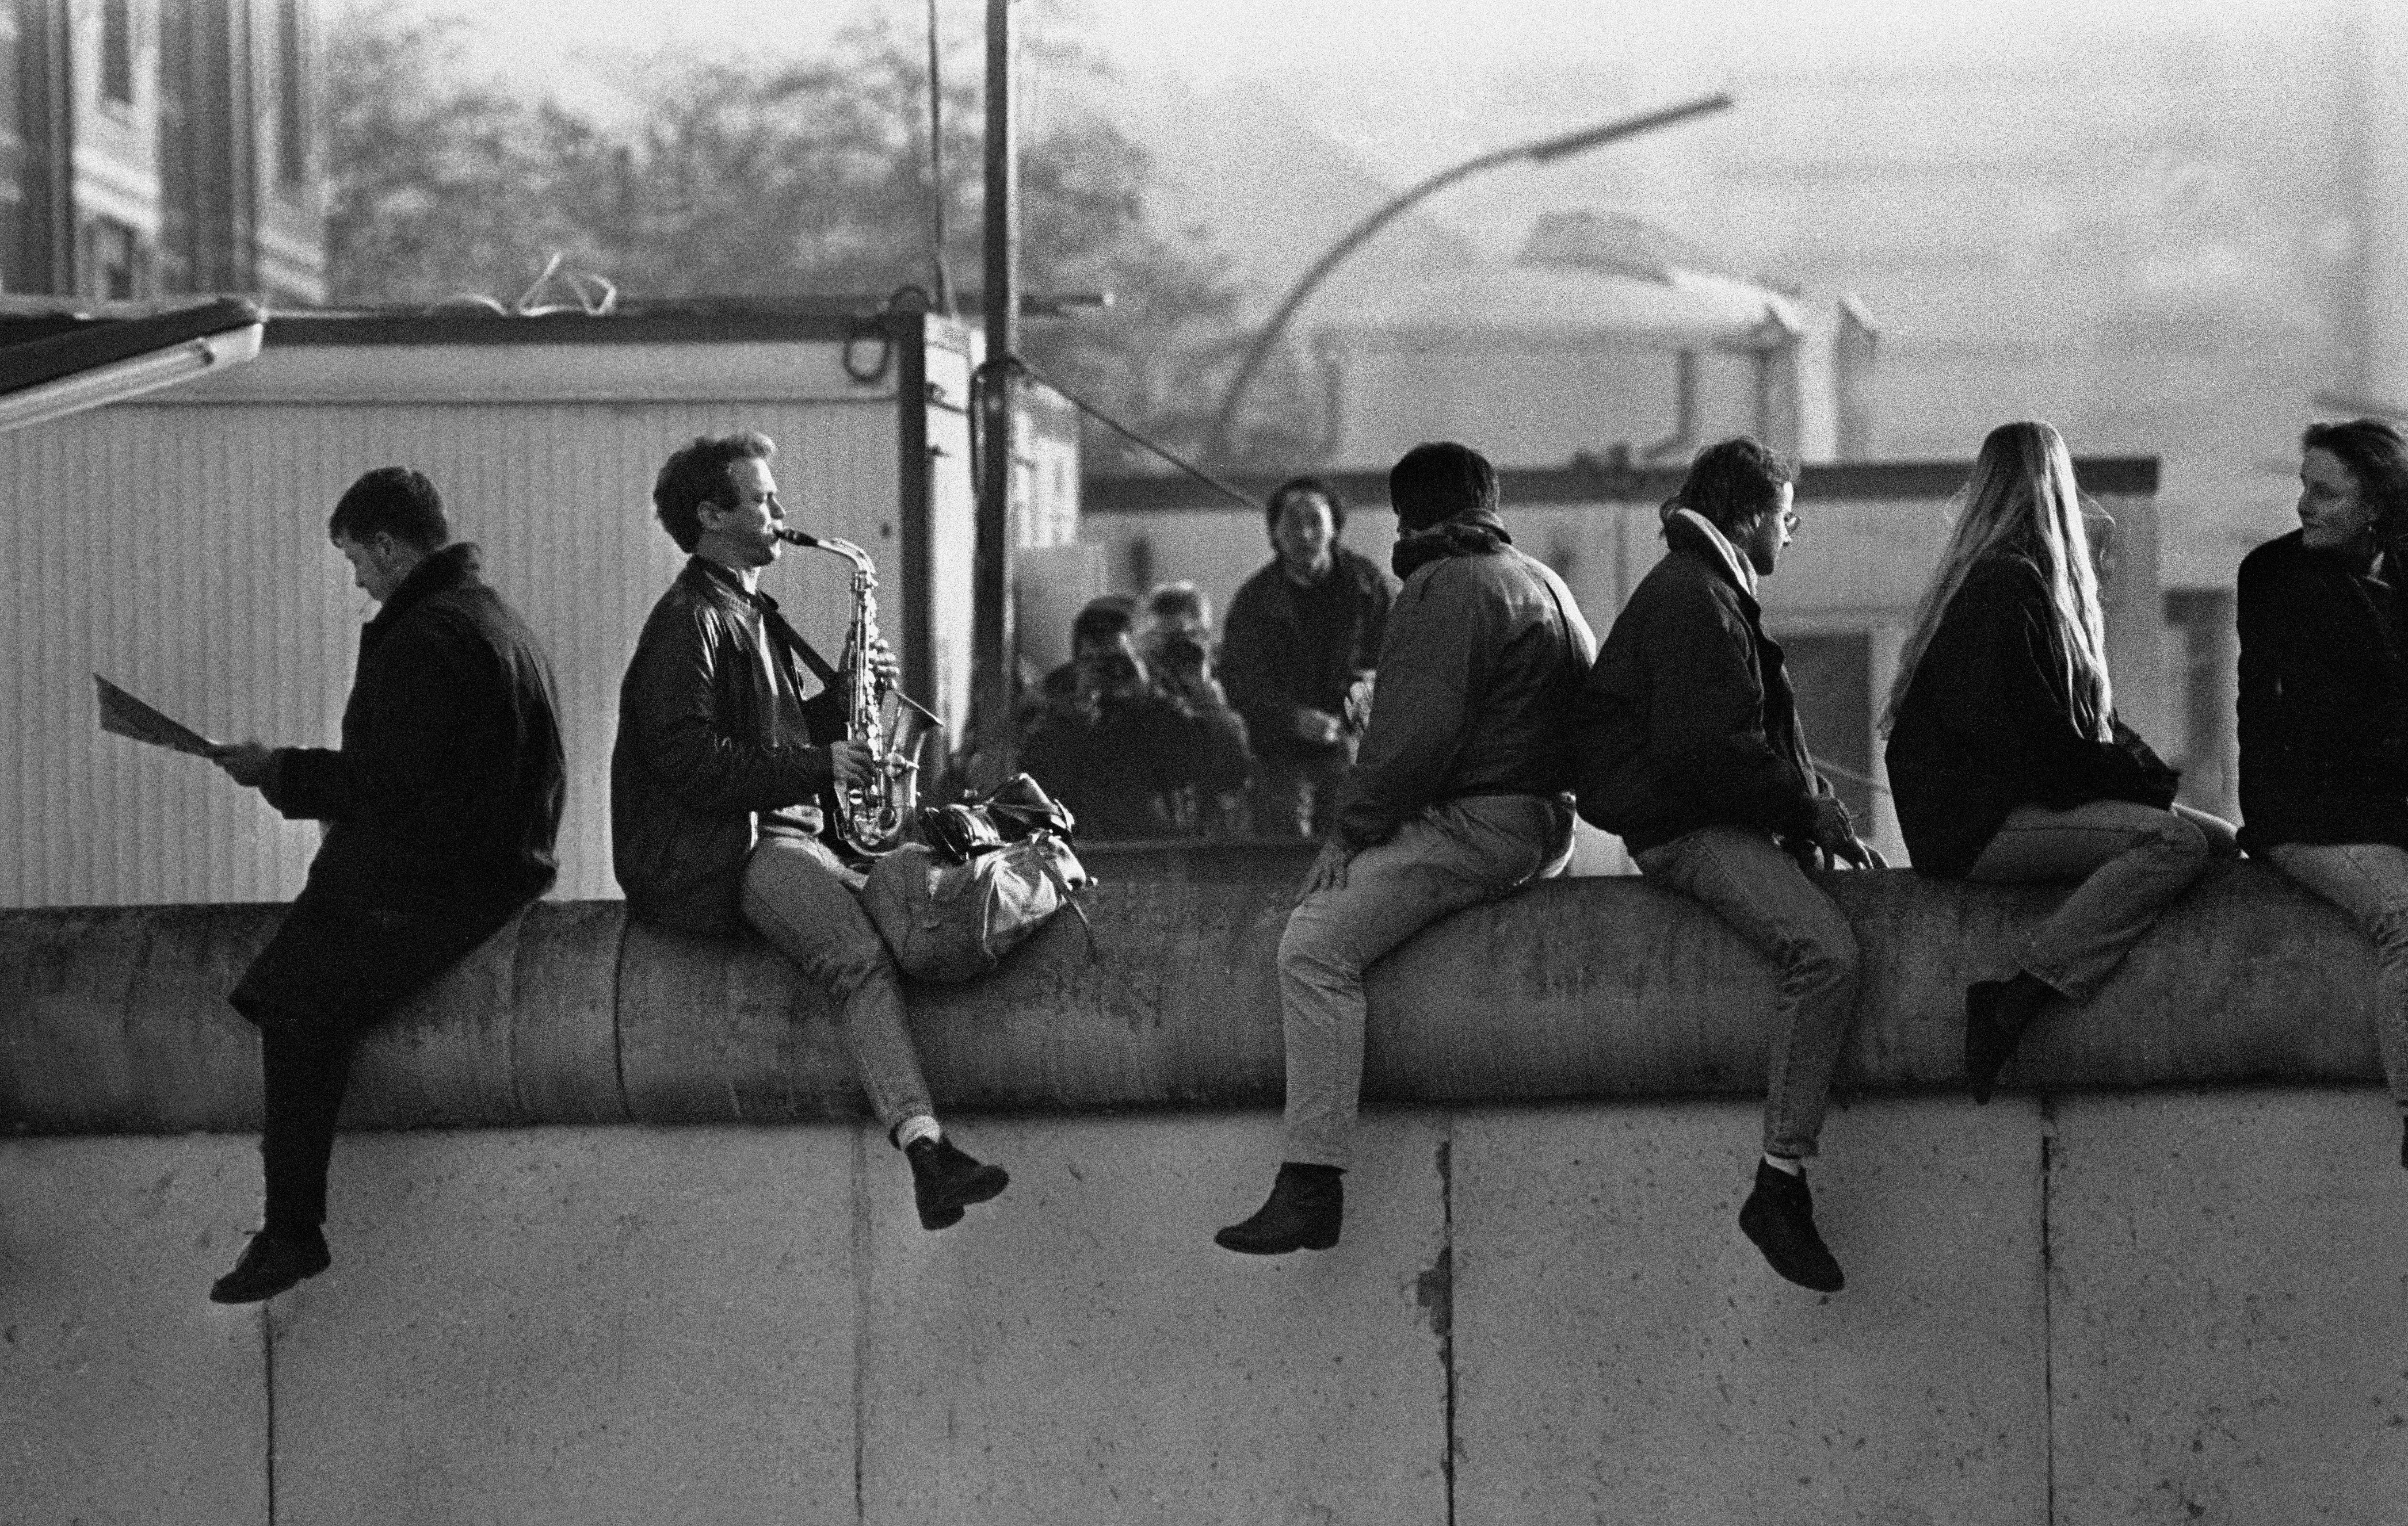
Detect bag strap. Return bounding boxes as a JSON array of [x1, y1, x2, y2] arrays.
[[758, 600, 843, 689], [1029, 837, 1098, 960]]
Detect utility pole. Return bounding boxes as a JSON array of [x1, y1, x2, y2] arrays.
[[973, 0, 1019, 780]]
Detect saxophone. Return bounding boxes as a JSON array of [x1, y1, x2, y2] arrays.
[[775, 528, 941, 857]]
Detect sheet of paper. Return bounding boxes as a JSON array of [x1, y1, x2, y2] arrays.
[[94, 673, 219, 757]]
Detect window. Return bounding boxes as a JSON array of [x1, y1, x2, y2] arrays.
[[88, 218, 140, 300], [275, 0, 306, 187], [101, 0, 132, 107]]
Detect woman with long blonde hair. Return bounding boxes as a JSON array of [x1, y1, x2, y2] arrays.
[[1883, 421, 2236, 1102]]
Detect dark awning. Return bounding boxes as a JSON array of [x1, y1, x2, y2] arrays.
[[0, 296, 265, 430]]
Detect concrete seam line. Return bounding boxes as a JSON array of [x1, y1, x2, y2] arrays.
[[262, 1306, 279, 1526], [609, 916, 632, 1124], [2039, 1098, 2059, 1526], [851, 1122, 871, 1526]]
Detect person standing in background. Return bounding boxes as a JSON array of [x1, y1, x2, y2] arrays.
[[1221, 477, 1394, 838]]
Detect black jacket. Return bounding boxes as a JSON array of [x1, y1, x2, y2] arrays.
[[612, 557, 845, 936], [1575, 513, 1827, 855], [232, 543, 565, 1036], [264, 542, 564, 898], [1334, 517, 1595, 850], [1884, 556, 2177, 878], [1220, 547, 1393, 762], [2236, 529, 2408, 854]]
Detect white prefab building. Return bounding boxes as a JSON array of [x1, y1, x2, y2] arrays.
[[0, 306, 999, 907]]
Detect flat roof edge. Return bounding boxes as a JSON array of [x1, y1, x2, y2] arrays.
[[1086, 456, 2161, 511]]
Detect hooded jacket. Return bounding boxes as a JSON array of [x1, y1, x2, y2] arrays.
[[1332, 509, 1595, 850]]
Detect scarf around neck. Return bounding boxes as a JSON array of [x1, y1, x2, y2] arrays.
[[1392, 506, 1511, 581], [1667, 507, 1758, 600]]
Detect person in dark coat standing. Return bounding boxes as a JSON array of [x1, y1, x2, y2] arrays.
[[1214, 443, 1595, 1256], [206, 467, 566, 1303], [2239, 417, 2408, 1170], [613, 432, 1007, 1233], [1576, 436, 1878, 1293], [1219, 477, 1394, 838], [1883, 421, 2237, 1105]]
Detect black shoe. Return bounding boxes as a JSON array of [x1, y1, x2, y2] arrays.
[[906, 1136, 1008, 1232], [1964, 981, 2020, 1105], [208, 1228, 330, 1304], [1213, 1163, 1343, 1255], [1738, 1160, 1844, 1293]]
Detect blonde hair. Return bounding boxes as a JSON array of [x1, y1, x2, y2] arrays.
[[1880, 421, 2114, 741]]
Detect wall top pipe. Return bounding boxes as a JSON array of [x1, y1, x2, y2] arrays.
[[0, 864, 2380, 1138]]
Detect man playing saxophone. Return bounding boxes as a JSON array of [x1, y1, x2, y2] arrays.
[[611, 431, 1009, 1230]]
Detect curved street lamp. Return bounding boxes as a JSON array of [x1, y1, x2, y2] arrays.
[[1201, 92, 1736, 468]]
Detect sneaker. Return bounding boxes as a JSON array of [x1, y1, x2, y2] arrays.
[[208, 1228, 331, 1304], [1213, 1163, 1343, 1255], [1737, 1161, 1844, 1293], [906, 1136, 1009, 1232]]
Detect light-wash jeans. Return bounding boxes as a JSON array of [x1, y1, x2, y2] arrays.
[[2267, 840, 2408, 1115], [1279, 794, 1576, 1167], [1965, 800, 2237, 1002], [1633, 826, 1860, 1159], [740, 832, 935, 1135]]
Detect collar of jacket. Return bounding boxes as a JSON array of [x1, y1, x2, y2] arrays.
[[682, 554, 759, 608], [1664, 508, 1759, 601], [364, 542, 481, 649], [1391, 505, 1512, 581]]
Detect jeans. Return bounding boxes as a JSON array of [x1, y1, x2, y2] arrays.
[[1278, 794, 1575, 1167], [740, 833, 935, 1135], [1965, 800, 2236, 1001], [2267, 840, 2408, 1115], [1633, 826, 1861, 1159]]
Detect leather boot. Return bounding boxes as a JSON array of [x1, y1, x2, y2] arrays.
[[906, 1136, 1009, 1232], [1213, 1163, 1343, 1255], [1738, 1160, 1844, 1293], [208, 1228, 331, 1304], [1965, 972, 2054, 1105]]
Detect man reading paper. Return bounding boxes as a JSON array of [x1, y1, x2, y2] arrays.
[[204, 468, 565, 1304]]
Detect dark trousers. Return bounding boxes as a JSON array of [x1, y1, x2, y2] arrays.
[[259, 1020, 361, 1234], [232, 854, 536, 1237]]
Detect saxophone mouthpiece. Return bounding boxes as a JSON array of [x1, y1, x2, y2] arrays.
[[772, 527, 820, 547]]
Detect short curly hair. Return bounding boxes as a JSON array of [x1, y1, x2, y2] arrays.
[[1669, 436, 1793, 535], [652, 432, 777, 553]]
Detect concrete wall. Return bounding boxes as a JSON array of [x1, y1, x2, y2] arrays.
[[7, 868, 2407, 1522], [4, 864, 2388, 1136], [8, 1091, 2405, 1526]]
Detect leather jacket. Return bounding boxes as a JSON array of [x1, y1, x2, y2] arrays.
[[611, 557, 843, 935]]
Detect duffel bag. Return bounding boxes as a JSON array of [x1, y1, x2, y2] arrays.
[[861, 834, 1091, 983]]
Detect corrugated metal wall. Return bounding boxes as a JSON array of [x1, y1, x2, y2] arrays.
[[1, 377, 916, 907]]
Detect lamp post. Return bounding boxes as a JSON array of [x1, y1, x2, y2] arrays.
[[1200, 92, 1734, 468]]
